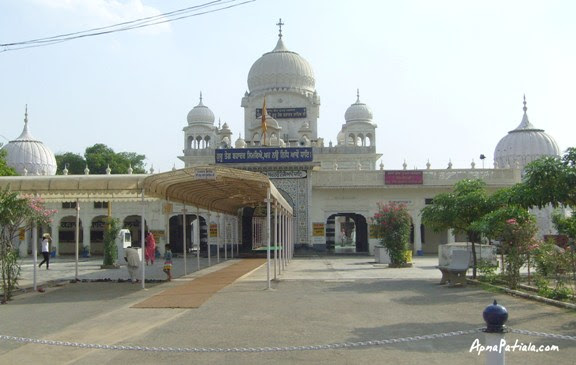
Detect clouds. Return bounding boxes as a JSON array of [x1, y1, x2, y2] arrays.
[[30, 0, 171, 34]]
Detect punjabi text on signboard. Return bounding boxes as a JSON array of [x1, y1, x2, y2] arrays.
[[384, 171, 424, 185], [215, 147, 313, 164], [256, 107, 307, 119]]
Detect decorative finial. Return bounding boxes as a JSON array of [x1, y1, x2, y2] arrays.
[[127, 164, 133, 174], [403, 160, 407, 170], [277, 18, 284, 38], [218, 118, 221, 129], [84, 165, 90, 175], [105, 164, 111, 175], [199, 91, 203, 104], [24, 104, 28, 124], [356, 89, 360, 103], [63, 163, 69, 175], [523, 94, 527, 113]]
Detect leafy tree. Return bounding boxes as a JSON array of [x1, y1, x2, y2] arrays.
[[0, 146, 17, 176], [475, 206, 538, 288], [55, 152, 85, 175], [421, 179, 496, 278], [55, 144, 147, 174], [102, 217, 121, 267], [521, 147, 576, 208]]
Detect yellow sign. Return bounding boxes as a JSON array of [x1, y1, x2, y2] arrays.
[[312, 223, 325, 237], [210, 224, 218, 238], [19, 228, 26, 241]]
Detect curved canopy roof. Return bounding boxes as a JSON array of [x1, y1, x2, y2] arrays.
[[0, 166, 292, 216], [144, 166, 292, 215]]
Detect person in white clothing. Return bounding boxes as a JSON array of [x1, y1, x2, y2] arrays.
[[39, 233, 52, 270], [124, 246, 140, 283]]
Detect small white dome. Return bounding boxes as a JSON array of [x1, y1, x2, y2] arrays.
[[345, 90, 373, 122], [187, 92, 215, 125], [3, 108, 57, 176], [247, 36, 315, 95], [494, 97, 561, 169], [235, 134, 247, 148]]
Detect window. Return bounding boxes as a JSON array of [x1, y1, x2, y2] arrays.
[[94, 201, 109, 209], [62, 202, 77, 209]]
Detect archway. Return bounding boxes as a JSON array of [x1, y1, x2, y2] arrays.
[[326, 213, 368, 253], [90, 215, 107, 255], [58, 215, 83, 255], [169, 214, 207, 254]]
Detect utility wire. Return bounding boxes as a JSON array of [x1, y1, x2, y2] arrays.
[[1, 0, 255, 52]]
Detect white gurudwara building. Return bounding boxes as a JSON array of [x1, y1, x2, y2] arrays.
[[1, 22, 562, 258]]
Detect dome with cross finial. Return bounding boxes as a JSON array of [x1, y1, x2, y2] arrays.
[[247, 19, 315, 95]]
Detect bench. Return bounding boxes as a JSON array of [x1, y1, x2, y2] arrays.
[[437, 250, 471, 286]]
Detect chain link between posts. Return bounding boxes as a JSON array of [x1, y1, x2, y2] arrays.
[[509, 329, 576, 342], [0, 329, 481, 353]]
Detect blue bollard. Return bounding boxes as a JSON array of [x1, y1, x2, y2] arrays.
[[483, 300, 508, 365]]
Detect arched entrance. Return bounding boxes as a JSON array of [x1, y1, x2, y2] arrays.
[[58, 215, 83, 255], [90, 215, 107, 255], [326, 213, 368, 253], [168, 214, 207, 254]]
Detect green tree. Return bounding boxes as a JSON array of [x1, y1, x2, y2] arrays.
[[421, 179, 496, 278], [102, 217, 121, 267], [55, 152, 85, 175], [476, 206, 538, 288], [521, 147, 576, 208], [0, 146, 18, 176], [55, 144, 147, 175]]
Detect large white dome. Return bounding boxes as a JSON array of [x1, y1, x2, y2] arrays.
[[494, 98, 560, 169], [345, 91, 373, 122], [247, 36, 315, 95], [187, 93, 215, 125], [3, 110, 57, 175]]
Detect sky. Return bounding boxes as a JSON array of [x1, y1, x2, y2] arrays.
[[1, 0, 575, 173]]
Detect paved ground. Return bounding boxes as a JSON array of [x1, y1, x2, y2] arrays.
[[0, 255, 575, 364]]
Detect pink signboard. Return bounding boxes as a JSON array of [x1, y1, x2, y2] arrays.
[[384, 171, 423, 185]]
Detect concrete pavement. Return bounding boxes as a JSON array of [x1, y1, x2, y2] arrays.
[[0, 255, 574, 364]]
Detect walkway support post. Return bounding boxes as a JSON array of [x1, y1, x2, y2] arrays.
[[140, 190, 146, 289], [266, 187, 271, 290]]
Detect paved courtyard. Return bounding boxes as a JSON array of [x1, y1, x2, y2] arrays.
[[0, 255, 575, 364]]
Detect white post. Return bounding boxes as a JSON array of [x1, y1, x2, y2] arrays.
[[217, 213, 221, 263], [32, 224, 37, 291], [274, 201, 278, 280], [207, 211, 212, 267], [196, 208, 200, 271], [140, 190, 146, 289], [413, 213, 422, 256], [75, 199, 80, 281], [266, 188, 271, 289], [182, 205, 187, 275]]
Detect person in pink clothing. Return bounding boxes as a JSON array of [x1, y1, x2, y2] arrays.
[[145, 231, 156, 265]]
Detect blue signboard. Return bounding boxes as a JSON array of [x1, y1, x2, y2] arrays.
[[215, 147, 313, 164], [256, 107, 307, 119]]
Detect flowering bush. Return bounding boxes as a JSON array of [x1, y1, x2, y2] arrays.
[[372, 202, 412, 266], [0, 188, 57, 302], [500, 217, 538, 289]]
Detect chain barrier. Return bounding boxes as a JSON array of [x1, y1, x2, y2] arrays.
[[509, 329, 576, 342], [0, 329, 481, 353]]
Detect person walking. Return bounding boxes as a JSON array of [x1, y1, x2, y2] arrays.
[[163, 244, 173, 281], [38, 233, 52, 270], [124, 246, 140, 283], [145, 231, 156, 265]]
